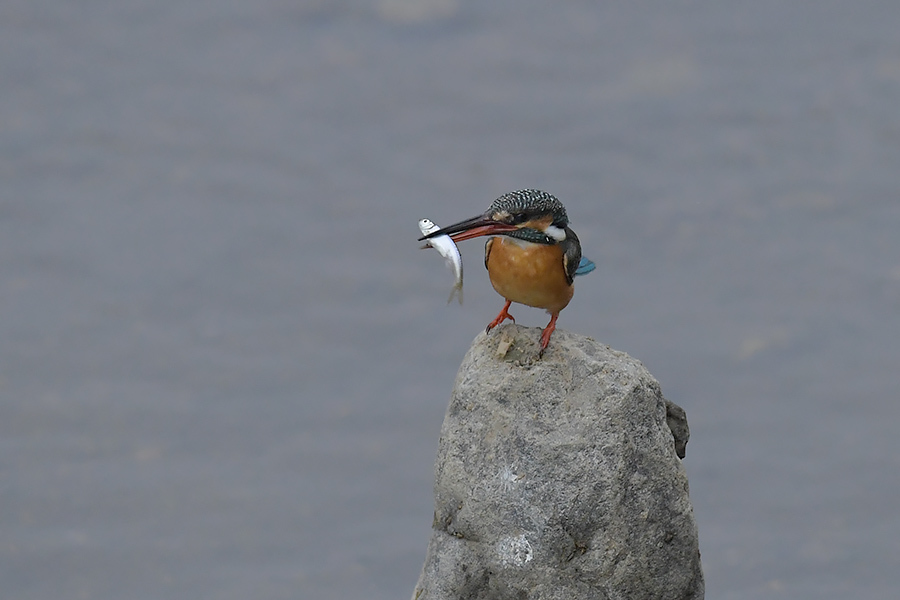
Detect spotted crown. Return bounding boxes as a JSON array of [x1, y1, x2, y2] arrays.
[[489, 189, 569, 227]]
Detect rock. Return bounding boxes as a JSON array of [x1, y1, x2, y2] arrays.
[[411, 324, 703, 600]]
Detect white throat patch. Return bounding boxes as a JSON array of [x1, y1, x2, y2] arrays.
[[545, 225, 566, 241]]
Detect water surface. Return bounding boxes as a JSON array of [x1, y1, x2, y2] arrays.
[[2, 1, 899, 598]]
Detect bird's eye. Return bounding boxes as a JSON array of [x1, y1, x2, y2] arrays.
[[511, 213, 528, 225]]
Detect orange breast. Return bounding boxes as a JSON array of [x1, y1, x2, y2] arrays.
[[486, 238, 574, 313]]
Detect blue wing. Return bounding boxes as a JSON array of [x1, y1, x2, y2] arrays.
[[574, 256, 596, 277]]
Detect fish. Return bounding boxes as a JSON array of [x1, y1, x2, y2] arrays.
[[418, 218, 463, 304]]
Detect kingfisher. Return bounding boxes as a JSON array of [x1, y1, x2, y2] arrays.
[[419, 189, 596, 356]]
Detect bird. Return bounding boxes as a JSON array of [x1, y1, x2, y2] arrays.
[[419, 189, 595, 356]]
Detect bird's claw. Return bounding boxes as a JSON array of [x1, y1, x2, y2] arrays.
[[486, 314, 514, 334], [536, 313, 559, 358], [537, 332, 552, 358], [486, 301, 515, 334]]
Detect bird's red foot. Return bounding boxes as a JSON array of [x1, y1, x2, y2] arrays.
[[486, 299, 515, 334], [538, 313, 560, 357]]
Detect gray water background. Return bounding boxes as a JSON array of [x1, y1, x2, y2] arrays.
[[3, 1, 900, 598]]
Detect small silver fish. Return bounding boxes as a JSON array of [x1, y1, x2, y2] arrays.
[[418, 218, 463, 304]]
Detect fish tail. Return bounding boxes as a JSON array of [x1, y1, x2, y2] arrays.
[[447, 284, 463, 305]]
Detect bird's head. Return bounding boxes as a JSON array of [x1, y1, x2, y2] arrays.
[[418, 189, 569, 245]]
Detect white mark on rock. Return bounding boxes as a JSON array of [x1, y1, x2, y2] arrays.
[[497, 464, 523, 493], [497, 533, 533, 566]]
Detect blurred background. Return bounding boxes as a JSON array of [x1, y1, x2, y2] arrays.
[[3, 1, 899, 598]]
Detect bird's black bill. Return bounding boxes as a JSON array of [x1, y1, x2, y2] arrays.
[[417, 213, 517, 243]]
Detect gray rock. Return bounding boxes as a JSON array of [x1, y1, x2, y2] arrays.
[[412, 324, 703, 600]]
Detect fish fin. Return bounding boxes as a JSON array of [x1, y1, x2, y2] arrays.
[[574, 257, 596, 276]]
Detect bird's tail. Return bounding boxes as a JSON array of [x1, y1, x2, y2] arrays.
[[574, 257, 596, 276]]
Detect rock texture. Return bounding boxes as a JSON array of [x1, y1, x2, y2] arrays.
[[412, 324, 703, 600]]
